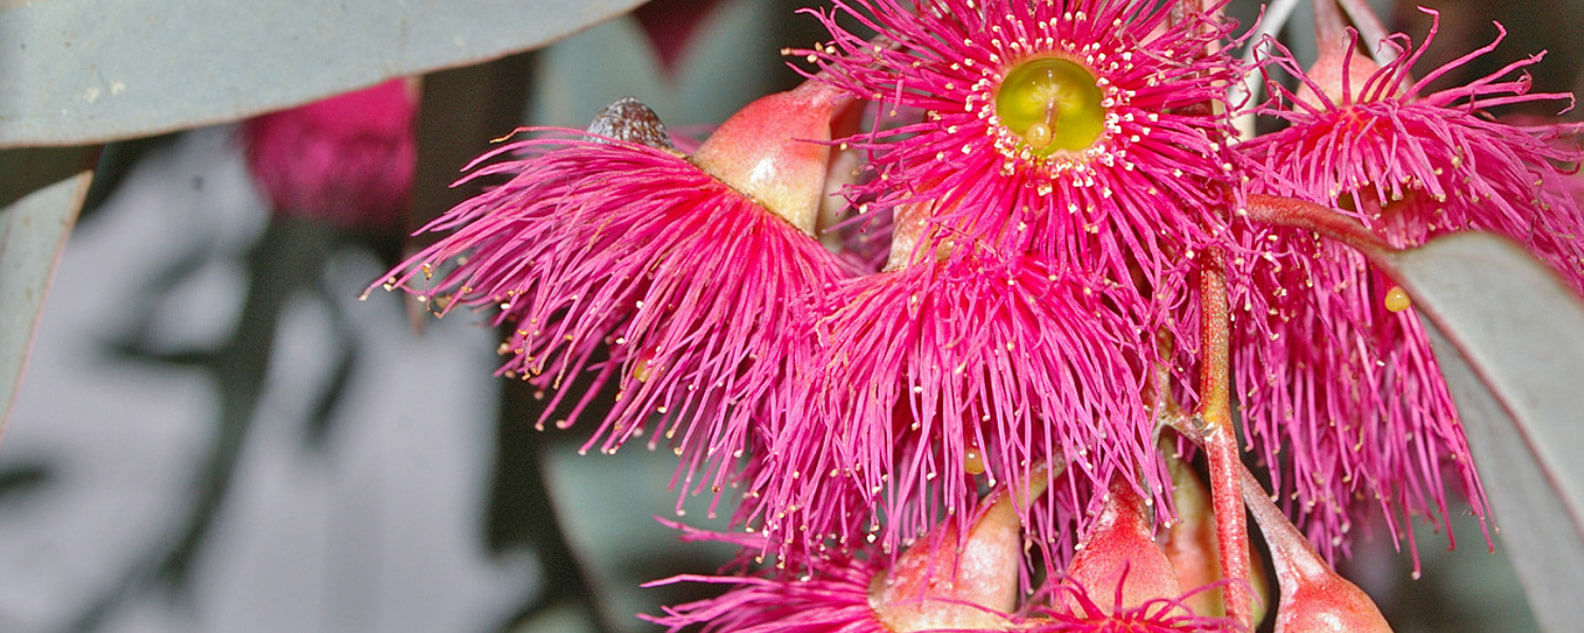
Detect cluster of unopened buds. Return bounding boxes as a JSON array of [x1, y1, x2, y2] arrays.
[[368, 0, 1584, 631]]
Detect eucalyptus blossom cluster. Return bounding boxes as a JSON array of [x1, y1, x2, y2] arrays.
[[372, 1, 1584, 630]]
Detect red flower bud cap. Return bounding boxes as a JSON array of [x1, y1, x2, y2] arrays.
[[873, 485, 1029, 632], [1064, 478, 1183, 613], [1294, 50, 1385, 109], [1293, 0, 1396, 109], [1241, 469, 1393, 633], [690, 80, 846, 235]]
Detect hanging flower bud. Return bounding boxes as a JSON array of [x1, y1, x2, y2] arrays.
[[873, 483, 1028, 631], [1162, 456, 1222, 616], [650, 482, 1031, 633], [882, 201, 954, 272], [1063, 477, 1181, 613], [690, 80, 846, 235], [1240, 467, 1393, 633], [1161, 452, 1270, 622], [1026, 474, 1241, 633], [1291, 0, 1394, 108]]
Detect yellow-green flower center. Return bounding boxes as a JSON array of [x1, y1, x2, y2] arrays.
[[994, 57, 1104, 155]]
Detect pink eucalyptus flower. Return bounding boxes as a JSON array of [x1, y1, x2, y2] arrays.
[[242, 79, 417, 229], [659, 478, 1239, 633], [797, 0, 1244, 339], [1027, 582, 1240, 633], [1026, 588, 1248, 633], [372, 87, 856, 516], [1231, 11, 1584, 561], [750, 247, 1163, 565], [651, 480, 1027, 633], [648, 534, 890, 633]]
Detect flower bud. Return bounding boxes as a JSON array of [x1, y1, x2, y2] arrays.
[[241, 78, 417, 230], [690, 80, 849, 235], [872, 484, 1027, 631], [884, 201, 956, 271], [1064, 477, 1181, 613], [1294, 49, 1384, 108], [1241, 469, 1393, 633], [1293, 0, 1396, 108], [1161, 454, 1270, 622]]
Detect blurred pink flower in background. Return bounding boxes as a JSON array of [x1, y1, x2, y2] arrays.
[[241, 78, 418, 230]]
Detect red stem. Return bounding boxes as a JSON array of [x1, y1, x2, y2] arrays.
[[1244, 194, 1393, 263], [1193, 247, 1254, 628]]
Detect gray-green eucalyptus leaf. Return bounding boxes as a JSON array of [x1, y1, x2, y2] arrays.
[[0, 148, 96, 435], [1386, 232, 1584, 633], [0, 0, 648, 148]]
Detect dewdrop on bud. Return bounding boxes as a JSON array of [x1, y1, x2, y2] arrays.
[[689, 80, 850, 235]]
